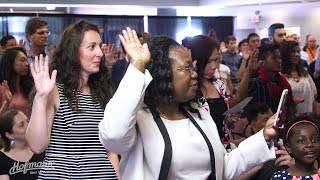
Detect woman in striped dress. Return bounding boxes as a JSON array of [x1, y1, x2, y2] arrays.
[[25, 20, 119, 179]]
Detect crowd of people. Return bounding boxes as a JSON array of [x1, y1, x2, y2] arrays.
[[0, 16, 320, 180]]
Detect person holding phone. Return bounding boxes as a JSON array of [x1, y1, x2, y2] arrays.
[[99, 27, 280, 180]]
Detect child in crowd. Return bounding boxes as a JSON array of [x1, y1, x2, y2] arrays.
[[272, 115, 320, 179]]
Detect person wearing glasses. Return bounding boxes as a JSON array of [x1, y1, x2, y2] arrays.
[[99, 28, 279, 180], [25, 17, 52, 63], [268, 23, 286, 45], [303, 34, 319, 64]]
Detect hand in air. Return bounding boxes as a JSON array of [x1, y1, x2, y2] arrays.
[[263, 114, 279, 142], [247, 49, 261, 72], [2, 80, 12, 103], [119, 27, 150, 71], [29, 55, 57, 97], [103, 43, 119, 67]]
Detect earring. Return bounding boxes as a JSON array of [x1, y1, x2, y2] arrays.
[[10, 140, 14, 149], [168, 95, 173, 104]]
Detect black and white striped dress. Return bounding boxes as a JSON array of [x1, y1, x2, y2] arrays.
[[38, 83, 118, 179]]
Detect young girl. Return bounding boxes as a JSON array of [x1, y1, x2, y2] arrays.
[[272, 115, 320, 179]]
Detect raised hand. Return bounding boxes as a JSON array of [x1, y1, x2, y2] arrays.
[[119, 27, 150, 72], [2, 80, 12, 103], [263, 114, 279, 142], [242, 50, 250, 61], [30, 55, 57, 97], [18, 39, 26, 47], [103, 43, 119, 67], [247, 49, 261, 72]]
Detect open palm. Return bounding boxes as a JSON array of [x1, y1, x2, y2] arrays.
[[30, 55, 57, 97], [119, 27, 150, 66], [2, 80, 12, 102]]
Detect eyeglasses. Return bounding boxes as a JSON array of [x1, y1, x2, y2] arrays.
[[277, 33, 286, 38], [36, 30, 51, 36], [291, 49, 300, 54], [176, 65, 197, 74]]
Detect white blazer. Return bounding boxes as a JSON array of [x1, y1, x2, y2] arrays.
[[99, 64, 276, 180]]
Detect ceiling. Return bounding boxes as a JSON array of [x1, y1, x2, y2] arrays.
[[0, 0, 319, 15]]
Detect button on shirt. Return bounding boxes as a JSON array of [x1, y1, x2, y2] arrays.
[[27, 46, 52, 63], [222, 51, 242, 81]]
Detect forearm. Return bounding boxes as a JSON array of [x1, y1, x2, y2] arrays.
[[0, 100, 10, 115], [234, 68, 252, 103], [26, 94, 50, 154], [107, 150, 121, 179], [227, 75, 233, 97], [237, 59, 248, 81], [224, 130, 275, 179], [235, 163, 264, 180]]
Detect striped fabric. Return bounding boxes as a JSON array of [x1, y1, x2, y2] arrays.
[[38, 83, 117, 179]]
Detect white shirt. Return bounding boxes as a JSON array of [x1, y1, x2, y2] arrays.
[[162, 118, 211, 180]]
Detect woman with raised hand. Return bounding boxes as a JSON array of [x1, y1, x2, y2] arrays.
[[0, 47, 33, 117], [99, 27, 279, 180], [26, 20, 119, 179]]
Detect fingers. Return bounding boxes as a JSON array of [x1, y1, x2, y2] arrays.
[[34, 56, 40, 73], [29, 60, 36, 77], [39, 54, 44, 73], [30, 54, 49, 78], [132, 29, 140, 43], [44, 55, 50, 74], [51, 69, 57, 84], [127, 27, 135, 43], [121, 27, 139, 44], [121, 28, 130, 44], [3, 80, 9, 89], [109, 44, 115, 53]]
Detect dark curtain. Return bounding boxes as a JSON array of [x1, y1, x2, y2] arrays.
[[191, 16, 235, 43], [0, 13, 144, 46], [148, 16, 187, 40], [0, 14, 234, 46], [103, 16, 144, 45]]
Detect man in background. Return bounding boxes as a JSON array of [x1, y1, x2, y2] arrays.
[[222, 35, 242, 91], [303, 34, 318, 64], [268, 23, 286, 45], [0, 35, 25, 61], [25, 17, 52, 62]]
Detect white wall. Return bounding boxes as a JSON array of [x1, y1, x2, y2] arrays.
[[214, 2, 320, 45]]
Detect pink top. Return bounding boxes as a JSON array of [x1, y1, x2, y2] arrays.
[[0, 84, 31, 118]]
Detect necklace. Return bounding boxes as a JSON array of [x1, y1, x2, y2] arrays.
[[293, 77, 300, 82], [156, 108, 169, 119]]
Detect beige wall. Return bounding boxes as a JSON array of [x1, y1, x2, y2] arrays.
[[217, 2, 320, 45]]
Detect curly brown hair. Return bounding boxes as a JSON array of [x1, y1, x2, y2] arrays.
[[50, 20, 115, 110]]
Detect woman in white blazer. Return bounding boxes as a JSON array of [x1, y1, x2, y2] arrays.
[[99, 27, 278, 180]]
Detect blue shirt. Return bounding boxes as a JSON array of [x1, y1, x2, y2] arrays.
[[222, 51, 242, 81], [27, 46, 52, 63]]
